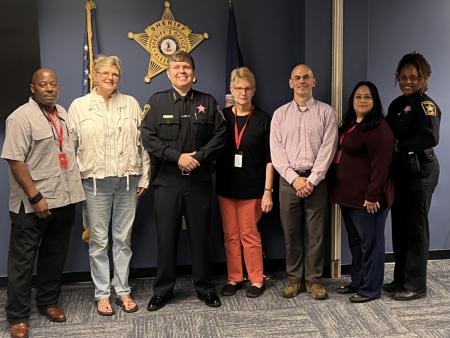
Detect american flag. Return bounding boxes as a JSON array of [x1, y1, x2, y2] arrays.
[[225, 0, 243, 107], [82, 0, 99, 95]]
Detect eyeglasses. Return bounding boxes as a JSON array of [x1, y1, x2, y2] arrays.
[[291, 75, 314, 82], [96, 71, 120, 79], [232, 87, 254, 93]]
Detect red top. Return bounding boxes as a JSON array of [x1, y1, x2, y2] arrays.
[[332, 119, 395, 209]]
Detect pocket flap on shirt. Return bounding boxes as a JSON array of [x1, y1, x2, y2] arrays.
[[32, 128, 53, 141], [30, 166, 60, 181]]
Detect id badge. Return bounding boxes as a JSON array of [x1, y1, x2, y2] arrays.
[[234, 151, 243, 168], [58, 152, 68, 168]]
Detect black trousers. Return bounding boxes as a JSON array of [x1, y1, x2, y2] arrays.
[[6, 204, 75, 324], [152, 169, 214, 298], [391, 159, 439, 292], [342, 207, 389, 298]]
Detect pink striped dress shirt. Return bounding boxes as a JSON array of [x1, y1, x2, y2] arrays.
[[270, 97, 338, 186]]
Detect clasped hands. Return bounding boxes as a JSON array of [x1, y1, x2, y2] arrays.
[[178, 152, 200, 172], [292, 176, 314, 198]]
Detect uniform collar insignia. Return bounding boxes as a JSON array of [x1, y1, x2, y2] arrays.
[[171, 89, 193, 102]]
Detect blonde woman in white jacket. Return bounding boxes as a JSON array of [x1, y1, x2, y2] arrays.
[[68, 55, 150, 316]]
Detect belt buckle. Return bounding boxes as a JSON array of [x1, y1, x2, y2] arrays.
[[181, 170, 190, 176]]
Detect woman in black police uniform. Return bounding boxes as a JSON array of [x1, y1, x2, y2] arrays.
[[384, 52, 441, 301]]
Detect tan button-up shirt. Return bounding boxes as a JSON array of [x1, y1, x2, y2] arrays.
[[1, 98, 85, 213]]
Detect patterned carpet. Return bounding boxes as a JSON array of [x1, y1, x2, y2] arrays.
[[1, 260, 450, 337]]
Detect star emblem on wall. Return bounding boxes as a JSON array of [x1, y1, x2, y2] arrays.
[[128, 1, 209, 83]]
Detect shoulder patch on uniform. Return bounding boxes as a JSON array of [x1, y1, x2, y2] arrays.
[[142, 104, 151, 119], [421, 101, 436, 116], [216, 105, 226, 121]]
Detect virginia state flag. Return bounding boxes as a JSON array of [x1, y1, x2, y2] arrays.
[[82, 0, 99, 95], [225, 1, 243, 107]]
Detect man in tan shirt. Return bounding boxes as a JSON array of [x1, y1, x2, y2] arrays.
[[1, 68, 85, 338]]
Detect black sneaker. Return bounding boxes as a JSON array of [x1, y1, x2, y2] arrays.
[[246, 284, 265, 298], [221, 282, 242, 296]]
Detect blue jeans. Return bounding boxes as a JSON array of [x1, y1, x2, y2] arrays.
[[82, 176, 139, 299], [341, 207, 389, 298]]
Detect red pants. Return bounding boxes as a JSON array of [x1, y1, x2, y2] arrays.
[[218, 196, 264, 284]]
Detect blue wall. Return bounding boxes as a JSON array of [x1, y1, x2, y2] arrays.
[[367, 0, 450, 252], [0, 0, 448, 276], [33, 0, 324, 274]]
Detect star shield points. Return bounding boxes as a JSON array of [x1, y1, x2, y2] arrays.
[[128, 1, 209, 83]]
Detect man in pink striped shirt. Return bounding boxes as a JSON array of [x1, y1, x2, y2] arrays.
[[270, 64, 338, 300]]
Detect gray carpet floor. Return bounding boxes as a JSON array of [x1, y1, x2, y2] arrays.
[[1, 260, 450, 337]]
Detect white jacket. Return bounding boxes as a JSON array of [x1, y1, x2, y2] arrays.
[[68, 90, 150, 189]]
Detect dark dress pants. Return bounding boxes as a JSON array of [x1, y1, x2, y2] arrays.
[[6, 204, 75, 324], [153, 170, 214, 298], [391, 160, 439, 292], [279, 177, 328, 282], [341, 207, 388, 298]]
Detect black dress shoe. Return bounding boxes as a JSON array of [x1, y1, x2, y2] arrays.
[[246, 284, 265, 298], [337, 284, 358, 294], [147, 295, 169, 312], [221, 282, 243, 296], [349, 293, 379, 303], [383, 280, 401, 293], [197, 292, 221, 307], [392, 290, 426, 301]]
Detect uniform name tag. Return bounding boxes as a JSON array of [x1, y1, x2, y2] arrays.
[[163, 114, 173, 119], [234, 152, 243, 168], [58, 152, 68, 168]]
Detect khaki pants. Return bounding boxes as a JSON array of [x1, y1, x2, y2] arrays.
[[279, 177, 328, 282]]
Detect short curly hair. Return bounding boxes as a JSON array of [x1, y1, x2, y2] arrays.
[[395, 51, 432, 93]]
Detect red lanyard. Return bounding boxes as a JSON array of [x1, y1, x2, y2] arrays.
[[233, 106, 254, 150], [45, 108, 64, 151], [334, 122, 358, 164], [339, 122, 358, 146]]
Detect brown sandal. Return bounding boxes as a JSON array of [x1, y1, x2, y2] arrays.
[[96, 298, 115, 316], [116, 294, 138, 313]]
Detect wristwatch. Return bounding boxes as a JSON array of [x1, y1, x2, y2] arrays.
[[264, 187, 273, 193]]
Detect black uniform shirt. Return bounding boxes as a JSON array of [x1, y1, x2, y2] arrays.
[[386, 92, 440, 153], [141, 88, 226, 165]]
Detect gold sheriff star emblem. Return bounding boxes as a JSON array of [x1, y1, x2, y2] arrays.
[[128, 1, 209, 83]]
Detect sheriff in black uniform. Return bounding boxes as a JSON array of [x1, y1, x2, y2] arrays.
[[142, 51, 226, 311], [384, 52, 440, 301]]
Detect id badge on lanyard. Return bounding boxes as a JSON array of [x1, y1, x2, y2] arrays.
[[233, 106, 253, 169], [58, 152, 68, 168], [234, 151, 243, 168], [44, 108, 68, 169]]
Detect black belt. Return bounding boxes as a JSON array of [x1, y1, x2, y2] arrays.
[[295, 169, 311, 177]]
